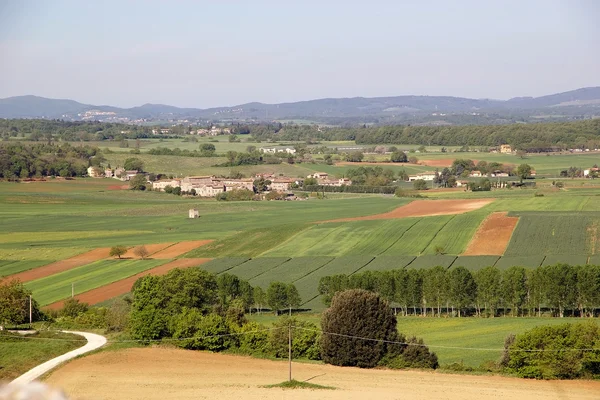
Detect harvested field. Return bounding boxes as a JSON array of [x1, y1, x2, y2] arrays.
[[45, 258, 211, 309], [107, 184, 129, 190], [324, 199, 493, 222], [150, 240, 213, 259], [419, 158, 458, 167], [2, 248, 110, 283], [463, 212, 519, 256], [45, 348, 600, 400], [122, 243, 174, 259]]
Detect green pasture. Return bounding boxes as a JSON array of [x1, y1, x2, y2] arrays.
[[199, 257, 250, 274], [0, 260, 52, 277], [25, 259, 169, 306]]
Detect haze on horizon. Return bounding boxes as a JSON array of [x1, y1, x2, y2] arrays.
[[0, 0, 599, 109]]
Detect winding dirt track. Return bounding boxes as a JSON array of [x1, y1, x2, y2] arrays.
[[45, 348, 600, 400], [45, 258, 211, 310], [323, 199, 493, 223], [463, 212, 519, 255]]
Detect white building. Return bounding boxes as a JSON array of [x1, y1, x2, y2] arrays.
[[408, 172, 436, 181]]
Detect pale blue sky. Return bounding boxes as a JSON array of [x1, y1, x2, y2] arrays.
[[1, 0, 598, 108]]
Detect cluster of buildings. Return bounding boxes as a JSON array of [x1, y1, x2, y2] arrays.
[[306, 172, 352, 186], [194, 127, 231, 136], [259, 147, 297, 155], [151, 174, 298, 197], [407, 169, 513, 183]]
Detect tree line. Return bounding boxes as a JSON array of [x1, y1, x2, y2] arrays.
[[319, 264, 600, 318], [0, 142, 103, 179]]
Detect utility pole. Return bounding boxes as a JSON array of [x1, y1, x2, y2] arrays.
[[71, 282, 74, 298], [29, 295, 32, 328], [288, 324, 292, 382]]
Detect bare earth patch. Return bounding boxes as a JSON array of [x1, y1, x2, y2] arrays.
[[323, 199, 493, 223], [150, 240, 214, 259], [2, 248, 111, 283], [45, 258, 211, 309], [107, 184, 129, 190], [122, 243, 175, 259], [45, 348, 600, 400], [418, 158, 459, 168], [463, 212, 519, 256]]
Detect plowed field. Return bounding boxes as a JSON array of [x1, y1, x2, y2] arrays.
[[2, 247, 111, 282], [45, 258, 211, 309], [463, 212, 519, 255], [324, 199, 493, 222], [150, 240, 213, 259], [122, 243, 174, 259], [45, 348, 600, 400]]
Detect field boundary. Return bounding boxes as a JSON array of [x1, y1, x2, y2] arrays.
[[462, 212, 519, 256], [419, 215, 456, 255], [376, 218, 421, 255]]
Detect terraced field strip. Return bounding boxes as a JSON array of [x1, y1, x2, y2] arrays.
[[199, 258, 250, 274], [356, 256, 416, 272], [27, 259, 170, 306], [382, 216, 452, 256], [268, 219, 421, 257], [542, 255, 589, 266], [453, 256, 501, 272], [46, 258, 212, 310], [249, 257, 334, 288], [0, 260, 52, 278], [423, 211, 489, 255], [225, 257, 290, 281], [294, 256, 374, 307], [410, 255, 457, 269], [122, 243, 175, 259], [322, 199, 494, 222], [3, 247, 112, 282], [462, 212, 519, 256], [504, 213, 589, 256], [494, 256, 545, 270], [150, 240, 213, 259]]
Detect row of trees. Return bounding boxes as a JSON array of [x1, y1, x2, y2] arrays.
[[319, 264, 600, 318], [0, 142, 103, 179]]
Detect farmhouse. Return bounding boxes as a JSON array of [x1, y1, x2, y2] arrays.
[[408, 172, 436, 181], [490, 170, 509, 177], [123, 170, 139, 181], [104, 168, 113, 178], [308, 172, 329, 179], [270, 178, 294, 191], [188, 209, 199, 219], [469, 171, 482, 178], [152, 179, 181, 191], [500, 144, 513, 154], [319, 178, 353, 187], [87, 166, 103, 178], [260, 147, 296, 155]]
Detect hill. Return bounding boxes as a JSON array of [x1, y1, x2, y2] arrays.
[[1, 87, 599, 124]]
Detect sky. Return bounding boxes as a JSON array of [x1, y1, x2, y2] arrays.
[[0, 0, 599, 108]]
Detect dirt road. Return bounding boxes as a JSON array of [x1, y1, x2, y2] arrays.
[[45, 348, 600, 400]]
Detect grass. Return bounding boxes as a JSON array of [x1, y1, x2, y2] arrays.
[[198, 257, 250, 274], [250, 314, 600, 368], [0, 331, 85, 381], [262, 379, 335, 390], [25, 259, 170, 305], [249, 257, 334, 288], [452, 256, 501, 272], [225, 257, 291, 281]]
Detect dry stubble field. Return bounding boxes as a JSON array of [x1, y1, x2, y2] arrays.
[[45, 348, 600, 400]]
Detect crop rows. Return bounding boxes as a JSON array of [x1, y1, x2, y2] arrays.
[[26, 259, 169, 306], [452, 256, 500, 272], [225, 257, 290, 281], [199, 258, 250, 274], [0, 260, 51, 278], [249, 257, 333, 288], [294, 256, 374, 306], [382, 216, 453, 255], [409, 255, 457, 269], [494, 256, 545, 270], [542, 255, 589, 266], [504, 214, 589, 256], [421, 212, 488, 255], [358, 256, 416, 272]]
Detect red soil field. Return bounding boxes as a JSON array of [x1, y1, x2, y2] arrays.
[[46, 348, 600, 400], [107, 184, 129, 190], [463, 212, 519, 256], [45, 258, 211, 309], [2, 247, 111, 283], [419, 158, 457, 167], [122, 243, 174, 259], [150, 240, 213, 259], [323, 199, 494, 223]]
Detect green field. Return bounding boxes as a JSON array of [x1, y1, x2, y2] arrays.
[[25, 259, 169, 305], [0, 332, 84, 381]]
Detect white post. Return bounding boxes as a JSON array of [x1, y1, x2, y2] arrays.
[[71, 282, 74, 298], [288, 324, 292, 382]]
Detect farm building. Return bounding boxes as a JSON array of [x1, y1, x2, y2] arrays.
[[86, 166, 103, 178], [500, 144, 513, 154], [408, 172, 436, 181], [189, 209, 199, 219]]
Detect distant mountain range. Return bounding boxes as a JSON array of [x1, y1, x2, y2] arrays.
[[1, 87, 600, 125]]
